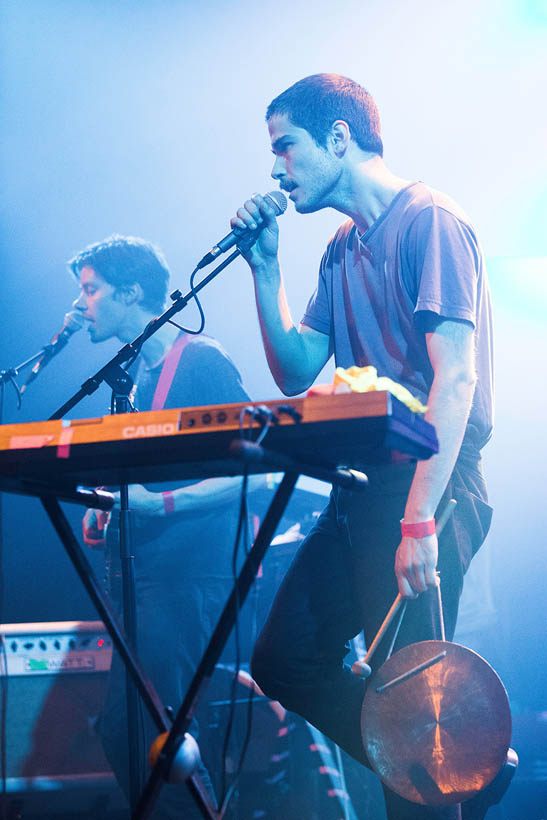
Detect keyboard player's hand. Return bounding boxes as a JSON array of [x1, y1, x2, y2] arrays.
[[111, 484, 166, 519], [82, 507, 110, 549]]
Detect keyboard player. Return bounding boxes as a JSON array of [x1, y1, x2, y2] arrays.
[[69, 233, 252, 819]]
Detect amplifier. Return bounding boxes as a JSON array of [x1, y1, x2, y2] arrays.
[[1, 620, 113, 678], [0, 621, 124, 814]]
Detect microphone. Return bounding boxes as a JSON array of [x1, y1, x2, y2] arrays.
[[196, 190, 287, 269], [21, 311, 85, 392]]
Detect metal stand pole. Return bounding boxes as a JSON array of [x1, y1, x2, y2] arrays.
[[111, 381, 142, 811]]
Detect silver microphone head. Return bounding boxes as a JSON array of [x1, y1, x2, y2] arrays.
[[62, 310, 85, 334], [264, 190, 288, 216]]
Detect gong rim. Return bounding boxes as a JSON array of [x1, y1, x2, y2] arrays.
[[361, 640, 511, 806]]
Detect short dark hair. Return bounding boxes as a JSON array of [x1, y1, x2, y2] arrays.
[[68, 234, 170, 314], [266, 73, 383, 157]]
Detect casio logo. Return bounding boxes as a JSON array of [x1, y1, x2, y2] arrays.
[[122, 423, 176, 439]]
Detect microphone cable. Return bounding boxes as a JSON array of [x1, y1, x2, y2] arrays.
[[219, 406, 272, 815], [218, 468, 250, 814], [166, 266, 206, 337], [123, 265, 206, 375]]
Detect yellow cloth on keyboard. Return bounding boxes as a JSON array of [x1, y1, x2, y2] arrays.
[[333, 366, 428, 414]]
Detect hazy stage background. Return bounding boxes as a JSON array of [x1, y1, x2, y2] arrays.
[[1, 1, 546, 816]]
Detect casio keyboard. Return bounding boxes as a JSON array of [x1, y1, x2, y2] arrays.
[[0, 390, 437, 493]]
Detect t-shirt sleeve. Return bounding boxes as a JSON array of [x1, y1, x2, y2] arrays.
[[301, 250, 332, 336], [167, 342, 250, 409], [404, 205, 481, 328]]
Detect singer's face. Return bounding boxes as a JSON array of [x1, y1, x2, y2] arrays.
[[268, 114, 341, 213], [74, 266, 128, 343]]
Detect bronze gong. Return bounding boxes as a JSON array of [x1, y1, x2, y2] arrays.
[[361, 640, 511, 806]]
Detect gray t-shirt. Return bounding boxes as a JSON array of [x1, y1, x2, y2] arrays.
[[302, 182, 493, 454]]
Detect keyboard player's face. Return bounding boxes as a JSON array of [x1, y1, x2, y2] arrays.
[[73, 266, 129, 344]]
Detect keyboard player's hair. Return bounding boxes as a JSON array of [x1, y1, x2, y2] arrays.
[[67, 234, 170, 314]]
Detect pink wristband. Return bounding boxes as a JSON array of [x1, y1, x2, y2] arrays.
[[162, 491, 175, 515], [400, 519, 436, 538]]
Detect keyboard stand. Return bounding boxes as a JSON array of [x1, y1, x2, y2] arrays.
[[23, 444, 368, 819]]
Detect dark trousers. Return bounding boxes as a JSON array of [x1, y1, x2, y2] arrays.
[[100, 567, 232, 819], [252, 459, 492, 820]]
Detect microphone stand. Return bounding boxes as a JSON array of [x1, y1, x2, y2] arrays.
[[47, 248, 242, 818], [0, 346, 56, 409], [0, 320, 88, 409], [110, 373, 143, 812]]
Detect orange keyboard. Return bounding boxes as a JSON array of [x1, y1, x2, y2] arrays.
[[0, 391, 437, 489]]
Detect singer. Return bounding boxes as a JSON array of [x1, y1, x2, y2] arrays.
[[69, 234, 254, 819], [232, 75, 496, 820]]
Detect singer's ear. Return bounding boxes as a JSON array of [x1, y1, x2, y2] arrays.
[[329, 120, 351, 158], [115, 282, 144, 306]]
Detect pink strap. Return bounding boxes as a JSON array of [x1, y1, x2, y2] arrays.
[[162, 491, 175, 515], [151, 334, 191, 411]]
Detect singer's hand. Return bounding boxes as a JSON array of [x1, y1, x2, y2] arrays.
[[394, 534, 438, 599], [230, 193, 280, 269]]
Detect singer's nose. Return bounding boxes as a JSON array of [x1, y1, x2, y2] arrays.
[[72, 293, 85, 311], [271, 155, 285, 180]]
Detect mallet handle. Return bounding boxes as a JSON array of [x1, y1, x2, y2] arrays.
[[352, 498, 457, 675]]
